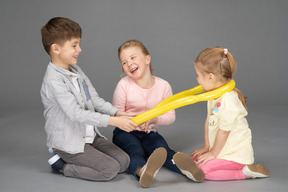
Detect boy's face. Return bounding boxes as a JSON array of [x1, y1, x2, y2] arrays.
[[52, 37, 82, 69]]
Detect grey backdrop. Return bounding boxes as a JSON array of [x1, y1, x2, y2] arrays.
[[1, 0, 287, 111], [1, 1, 288, 192]]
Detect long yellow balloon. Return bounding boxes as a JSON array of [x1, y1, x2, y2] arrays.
[[131, 80, 235, 124]]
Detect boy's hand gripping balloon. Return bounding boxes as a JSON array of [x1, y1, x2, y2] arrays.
[[131, 80, 236, 124]]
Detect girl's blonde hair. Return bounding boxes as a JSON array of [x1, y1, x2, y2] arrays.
[[118, 40, 153, 77], [195, 46, 247, 108]]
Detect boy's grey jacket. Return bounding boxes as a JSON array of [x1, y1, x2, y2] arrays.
[[41, 62, 118, 154]]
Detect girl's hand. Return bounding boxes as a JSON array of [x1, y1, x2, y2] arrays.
[[190, 145, 209, 161], [138, 117, 158, 132], [196, 151, 216, 166], [138, 121, 148, 132]]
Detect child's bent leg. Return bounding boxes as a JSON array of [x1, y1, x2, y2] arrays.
[[204, 169, 245, 180], [63, 164, 118, 181], [142, 132, 181, 173], [92, 135, 130, 173], [199, 159, 245, 181], [112, 128, 146, 177], [53, 144, 120, 181]]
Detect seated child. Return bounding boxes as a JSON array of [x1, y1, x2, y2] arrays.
[[112, 40, 205, 187], [176, 47, 269, 181], [40, 17, 138, 181]]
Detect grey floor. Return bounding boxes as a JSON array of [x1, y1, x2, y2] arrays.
[[1, 104, 287, 192]]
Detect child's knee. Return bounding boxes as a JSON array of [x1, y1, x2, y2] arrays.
[[101, 162, 121, 180], [118, 152, 130, 173]]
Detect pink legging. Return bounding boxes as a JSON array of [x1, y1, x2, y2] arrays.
[[198, 159, 246, 180]]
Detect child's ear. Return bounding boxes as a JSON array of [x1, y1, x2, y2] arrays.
[[208, 73, 214, 80], [51, 44, 60, 54], [145, 54, 151, 65]]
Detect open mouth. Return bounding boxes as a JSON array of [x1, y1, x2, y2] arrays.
[[130, 67, 138, 74]]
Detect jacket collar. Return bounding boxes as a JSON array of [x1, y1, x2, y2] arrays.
[[49, 62, 80, 77]]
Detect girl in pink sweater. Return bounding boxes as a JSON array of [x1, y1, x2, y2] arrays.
[[112, 40, 204, 188]]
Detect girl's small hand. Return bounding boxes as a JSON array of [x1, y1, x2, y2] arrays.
[[139, 121, 149, 132], [139, 117, 158, 132], [196, 151, 215, 166], [190, 145, 209, 161]]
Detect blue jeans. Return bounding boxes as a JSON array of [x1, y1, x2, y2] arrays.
[[113, 128, 181, 177]]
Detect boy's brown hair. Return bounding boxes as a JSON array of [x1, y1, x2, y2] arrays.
[[41, 17, 82, 55]]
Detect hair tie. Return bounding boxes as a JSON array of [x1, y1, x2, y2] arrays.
[[224, 48, 228, 55]]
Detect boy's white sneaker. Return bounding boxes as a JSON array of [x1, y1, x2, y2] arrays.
[[48, 154, 66, 173]]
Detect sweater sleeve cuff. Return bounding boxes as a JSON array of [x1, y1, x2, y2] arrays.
[[99, 114, 111, 127], [110, 107, 119, 116]]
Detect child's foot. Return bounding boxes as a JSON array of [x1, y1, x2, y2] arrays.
[[139, 147, 167, 188], [242, 164, 269, 178], [173, 152, 205, 182], [48, 154, 66, 173]]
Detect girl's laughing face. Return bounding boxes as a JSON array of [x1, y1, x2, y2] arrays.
[[119, 46, 151, 80]]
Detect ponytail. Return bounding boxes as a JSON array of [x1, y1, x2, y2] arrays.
[[233, 87, 247, 109], [225, 50, 247, 109]]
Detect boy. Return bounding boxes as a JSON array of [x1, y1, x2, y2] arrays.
[[40, 17, 137, 181]]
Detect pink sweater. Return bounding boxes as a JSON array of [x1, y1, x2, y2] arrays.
[[113, 76, 176, 131]]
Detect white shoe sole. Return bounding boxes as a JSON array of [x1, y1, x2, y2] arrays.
[[173, 152, 205, 182], [139, 147, 167, 188], [242, 164, 269, 178]]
